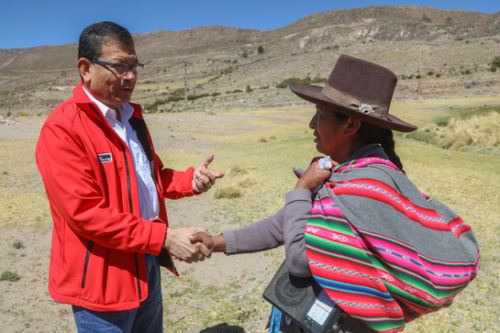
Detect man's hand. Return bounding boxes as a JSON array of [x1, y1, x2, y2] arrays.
[[164, 227, 211, 263], [295, 157, 335, 192], [192, 154, 224, 193]]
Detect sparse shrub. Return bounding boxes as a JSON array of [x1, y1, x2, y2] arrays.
[[238, 178, 257, 188], [488, 56, 500, 72], [187, 93, 210, 101], [421, 14, 431, 23], [259, 85, 269, 90], [167, 95, 185, 103], [241, 51, 248, 58], [214, 186, 242, 199], [415, 74, 422, 79], [276, 77, 312, 88], [13, 241, 24, 249], [211, 92, 221, 97], [491, 56, 500, 67], [435, 117, 449, 127], [257, 45, 265, 54], [2, 171, 8, 175], [324, 44, 340, 51], [208, 74, 222, 82], [427, 70, 434, 76], [311, 77, 327, 84], [230, 165, 247, 176], [246, 85, 253, 93], [258, 137, 268, 143], [1, 271, 21, 282], [225, 89, 243, 94], [222, 67, 234, 75]]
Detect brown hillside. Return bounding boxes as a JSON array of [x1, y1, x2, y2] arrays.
[[1, 5, 499, 115]]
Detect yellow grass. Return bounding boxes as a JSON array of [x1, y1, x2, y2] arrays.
[[159, 99, 499, 332], [0, 96, 498, 332]]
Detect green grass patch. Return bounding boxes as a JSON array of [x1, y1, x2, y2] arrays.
[[0, 271, 21, 282], [214, 186, 243, 199]]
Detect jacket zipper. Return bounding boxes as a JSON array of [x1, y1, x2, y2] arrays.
[[122, 149, 143, 299], [81, 240, 94, 289]]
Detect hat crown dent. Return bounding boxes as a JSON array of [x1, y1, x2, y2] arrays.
[[328, 55, 397, 117]]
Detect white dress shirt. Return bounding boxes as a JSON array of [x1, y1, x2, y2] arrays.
[[84, 88, 159, 221]]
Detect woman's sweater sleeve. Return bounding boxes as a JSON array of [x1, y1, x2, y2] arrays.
[[222, 188, 313, 277], [222, 208, 286, 254], [283, 188, 313, 277]]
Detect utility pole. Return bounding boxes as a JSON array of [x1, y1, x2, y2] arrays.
[[183, 62, 189, 109]]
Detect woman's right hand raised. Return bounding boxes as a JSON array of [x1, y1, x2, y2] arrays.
[[295, 157, 334, 192]]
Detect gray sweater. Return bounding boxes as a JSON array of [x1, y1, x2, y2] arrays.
[[222, 188, 313, 277]]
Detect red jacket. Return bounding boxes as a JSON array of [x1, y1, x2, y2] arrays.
[[35, 82, 195, 311]]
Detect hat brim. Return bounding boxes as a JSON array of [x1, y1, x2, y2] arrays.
[[290, 84, 417, 132]]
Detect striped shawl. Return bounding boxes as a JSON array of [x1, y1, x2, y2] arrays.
[[304, 157, 479, 333]]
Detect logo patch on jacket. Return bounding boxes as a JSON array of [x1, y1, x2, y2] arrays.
[[97, 153, 113, 163]]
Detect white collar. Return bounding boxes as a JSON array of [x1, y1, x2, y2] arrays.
[[83, 86, 134, 123]]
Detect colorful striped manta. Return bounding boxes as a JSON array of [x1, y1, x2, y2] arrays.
[[305, 157, 480, 333]]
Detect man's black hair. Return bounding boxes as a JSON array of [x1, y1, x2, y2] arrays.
[[78, 21, 134, 61]]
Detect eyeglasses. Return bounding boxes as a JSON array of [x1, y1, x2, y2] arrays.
[[94, 59, 144, 76]]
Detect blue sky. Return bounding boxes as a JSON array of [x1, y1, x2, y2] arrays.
[[1, 0, 498, 49]]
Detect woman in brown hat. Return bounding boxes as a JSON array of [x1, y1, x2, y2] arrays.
[[192, 55, 479, 333]]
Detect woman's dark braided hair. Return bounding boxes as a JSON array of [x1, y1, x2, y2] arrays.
[[329, 109, 404, 171], [357, 122, 404, 171]]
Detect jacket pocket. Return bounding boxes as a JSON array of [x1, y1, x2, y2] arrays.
[[81, 240, 94, 289]]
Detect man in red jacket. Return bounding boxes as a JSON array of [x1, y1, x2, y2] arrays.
[[35, 21, 223, 332]]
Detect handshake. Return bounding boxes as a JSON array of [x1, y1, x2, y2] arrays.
[[163, 227, 224, 263]]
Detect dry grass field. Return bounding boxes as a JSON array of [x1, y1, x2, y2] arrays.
[[0, 96, 498, 332]]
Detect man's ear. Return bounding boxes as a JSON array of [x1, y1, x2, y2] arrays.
[[77, 58, 92, 84], [345, 116, 362, 137]]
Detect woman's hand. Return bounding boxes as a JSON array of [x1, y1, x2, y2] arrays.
[[190, 231, 227, 253], [295, 157, 334, 192]]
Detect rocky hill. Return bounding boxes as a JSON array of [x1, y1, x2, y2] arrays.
[[1, 6, 499, 115]]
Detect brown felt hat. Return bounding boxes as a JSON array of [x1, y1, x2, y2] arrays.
[[290, 54, 417, 132]]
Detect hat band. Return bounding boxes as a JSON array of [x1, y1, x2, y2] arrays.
[[321, 85, 386, 116]]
